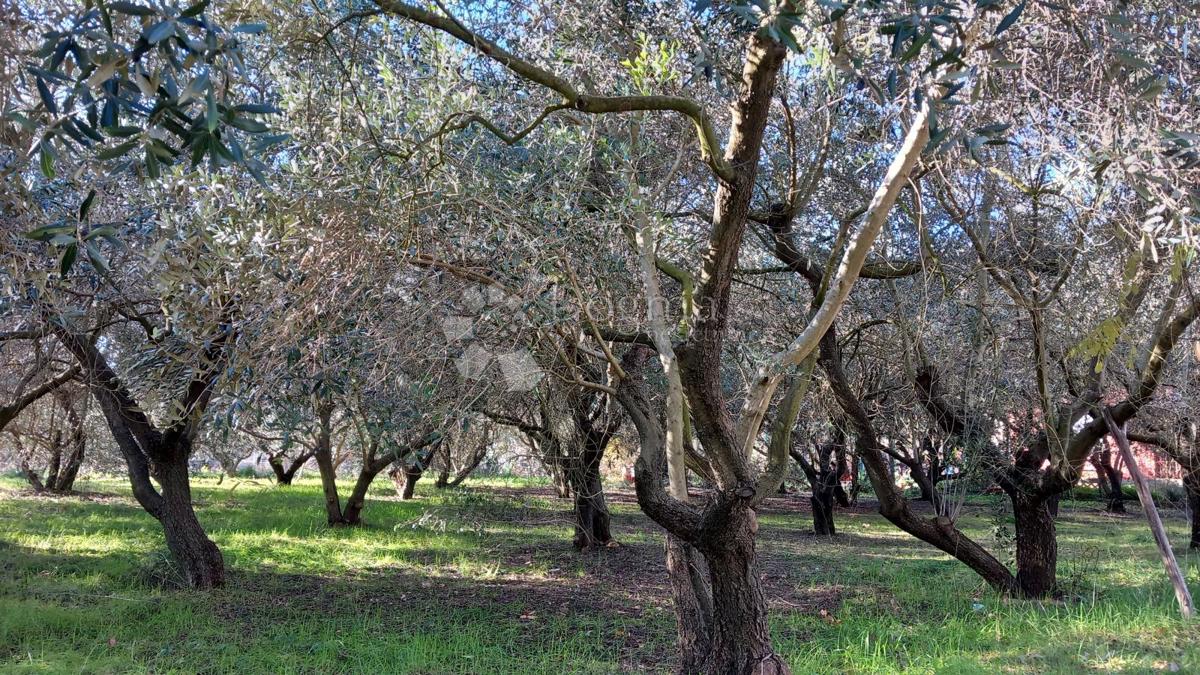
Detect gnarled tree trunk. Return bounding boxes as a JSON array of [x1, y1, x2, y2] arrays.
[[567, 443, 612, 549], [154, 452, 224, 589], [1011, 493, 1057, 597], [694, 502, 788, 675], [311, 403, 346, 525]]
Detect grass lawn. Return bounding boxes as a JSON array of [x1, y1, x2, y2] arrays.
[[1, 474, 1198, 673]]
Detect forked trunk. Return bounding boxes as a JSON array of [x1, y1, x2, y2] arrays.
[[443, 445, 488, 488], [1013, 495, 1057, 598], [268, 459, 285, 483], [568, 454, 612, 549], [50, 429, 85, 492], [51, 318, 229, 589], [268, 455, 304, 485], [22, 414, 86, 493], [155, 457, 224, 589]]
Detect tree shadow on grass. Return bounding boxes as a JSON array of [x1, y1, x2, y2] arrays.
[[0, 539, 679, 670], [1, 481, 876, 670], [0, 484, 857, 671]]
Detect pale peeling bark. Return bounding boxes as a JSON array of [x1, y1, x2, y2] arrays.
[[735, 100, 932, 449], [635, 212, 688, 501]]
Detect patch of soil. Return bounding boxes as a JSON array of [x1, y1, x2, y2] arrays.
[[458, 484, 852, 606], [216, 483, 850, 671]]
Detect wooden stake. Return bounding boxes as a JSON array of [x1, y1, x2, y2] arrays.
[[1103, 409, 1194, 619]]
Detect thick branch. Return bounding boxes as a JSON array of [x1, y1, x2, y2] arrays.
[[370, 0, 733, 180], [0, 364, 80, 431], [1053, 291, 1200, 486], [736, 102, 931, 447], [753, 356, 816, 505]]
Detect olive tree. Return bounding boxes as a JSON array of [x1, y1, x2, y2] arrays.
[[327, 1, 1018, 670]]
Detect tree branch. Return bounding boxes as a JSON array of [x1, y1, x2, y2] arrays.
[[369, 0, 734, 181], [0, 364, 80, 431]]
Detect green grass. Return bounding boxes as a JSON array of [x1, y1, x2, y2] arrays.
[[1, 475, 1198, 673]]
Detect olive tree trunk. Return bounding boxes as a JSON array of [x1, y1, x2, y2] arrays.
[[567, 450, 612, 549], [1186, 471, 1200, 550], [268, 449, 313, 486], [695, 504, 789, 675], [811, 483, 837, 536], [154, 455, 224, 588], [343, 461, 392, 524], [49, 421, 85, 492], [390, 464, 423, 500], [1093, 447, 1126, 513], [309, 402, 348, 525], [1011, 494, 1058, 598], [50, 319, 231, 589]]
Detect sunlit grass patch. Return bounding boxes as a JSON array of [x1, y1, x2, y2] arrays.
[[1, 475, 1197, 673]]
